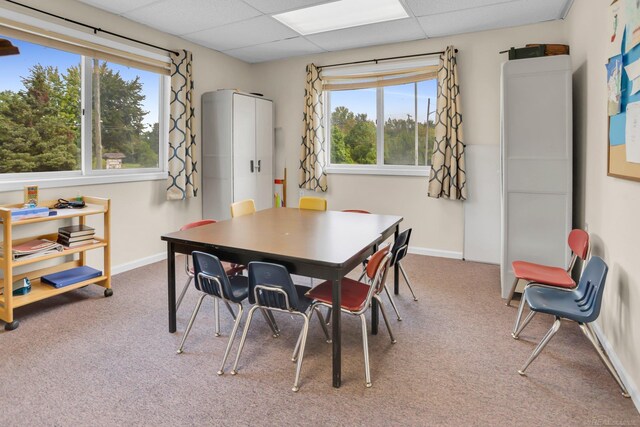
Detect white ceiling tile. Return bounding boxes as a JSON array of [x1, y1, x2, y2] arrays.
[[76, 0, 159, 14], [306, 18, 425, 51], [224, 37, 325, 63], [417, 0, 567, 38], [405, 0, 517, 17], [241, 0, 335, 14], [183, 16, 298, 51], [123, 0, 262, 36]]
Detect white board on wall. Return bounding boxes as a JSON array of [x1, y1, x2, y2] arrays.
[[463, 144, 500, 264]]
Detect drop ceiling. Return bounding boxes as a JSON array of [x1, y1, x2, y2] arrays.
[[77, 0, 574, 63]]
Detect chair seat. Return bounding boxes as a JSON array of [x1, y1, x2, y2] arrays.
[[512, 261, 575, 288], [524, 286, 590, 323], [306, 277, 369, 312], [294, 285, 313, 313], [226, 276, 249, 302]]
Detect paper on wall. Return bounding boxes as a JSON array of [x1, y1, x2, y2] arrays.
[[625, 58, 640, 80], [625, 102, 640, 163], [610, 0, 625, 58], [625, 0, 640, 52], [631, 76, 640, 94], [607, 55, 623, 115]]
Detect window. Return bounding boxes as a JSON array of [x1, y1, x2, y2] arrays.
[[0, 32, 168, 187], [325, 59, 438, 175]]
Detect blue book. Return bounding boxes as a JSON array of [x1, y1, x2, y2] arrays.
[[41, 266, 102, 289]]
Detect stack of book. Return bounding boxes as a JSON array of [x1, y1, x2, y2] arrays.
[[57, 225, 95, 248]]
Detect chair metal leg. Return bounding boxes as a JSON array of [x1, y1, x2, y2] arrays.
[[292, 327, 304, 362], [375, 295, 397, 343], [223, 300, 236, 320], [314, 306, 331, 342], [580, 323, 630, 397], [259, 308, 280, 337], [176, 276, 193, 311], [511, 292, 529, 338], [383, 285, 402, 321], [176, 293, 206, 354], [214, 297, 220, 337], [324, 308, 332, 326], [231, 305, 259, 375], [218, 303, 244, 376], [399, 263, 417, 301], [360, 313, 372, 388], [292, 314, 310, 392], [518, 317, 561, 375], [512, 310, 536, 340], [506, 277, 520, 306]]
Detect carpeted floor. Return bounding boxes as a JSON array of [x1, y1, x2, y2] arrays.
[[0, 255, 638, 426]]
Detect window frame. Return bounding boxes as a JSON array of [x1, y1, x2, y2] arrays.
[[0, 9, 170, 192], [324, 59, 438, 177]]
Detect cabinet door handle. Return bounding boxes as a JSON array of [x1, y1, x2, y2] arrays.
[[257, 160, 261, 172], [250, 160, 254, 173]]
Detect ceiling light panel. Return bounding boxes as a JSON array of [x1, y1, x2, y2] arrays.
[[273, 0, 409, 35]]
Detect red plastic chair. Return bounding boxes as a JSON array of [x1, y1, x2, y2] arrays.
[[176, 220, 244, 314], [306, 245, 395, 388], [342, 209, 371, 214], [507, 229, 590, 337]]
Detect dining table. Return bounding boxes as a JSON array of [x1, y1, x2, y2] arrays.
[[161, 207, 403, 388]]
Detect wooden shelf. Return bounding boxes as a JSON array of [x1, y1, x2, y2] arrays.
[[3, 276, 109, 308], [0, 196, 111, 329]]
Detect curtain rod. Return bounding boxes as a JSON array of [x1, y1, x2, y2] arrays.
[[317, 49, 458, 70], [5, 0, 180, 56]]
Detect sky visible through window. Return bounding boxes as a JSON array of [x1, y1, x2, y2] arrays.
[[0, 35, 159, 128], [331, 80, 437, 121]]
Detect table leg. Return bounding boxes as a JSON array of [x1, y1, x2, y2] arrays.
[[168, 242, 176, 333], [371, 243, 379, 335], [394, 225, 400, 295], [332, 277, 341, 388]]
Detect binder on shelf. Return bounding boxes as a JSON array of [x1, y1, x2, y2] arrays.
[[41, 266, 102, 289], [7, 206, 49, 221]]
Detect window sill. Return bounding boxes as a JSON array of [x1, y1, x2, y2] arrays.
[[325, 166, 430, 177], [0, 171, 168, 192]]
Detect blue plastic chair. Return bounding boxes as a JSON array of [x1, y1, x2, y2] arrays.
[[514, 256, 629, 397], [176, 252, 279, 375], [230, 262, 330, 392]]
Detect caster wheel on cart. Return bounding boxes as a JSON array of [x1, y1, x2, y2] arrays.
[[104, 288, 113, 297], [4, 320, 19, 331]]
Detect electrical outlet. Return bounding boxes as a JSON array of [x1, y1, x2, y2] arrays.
[[299, 189, 304, 198]]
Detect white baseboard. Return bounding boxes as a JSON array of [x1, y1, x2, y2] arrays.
[[112, 252, 167, 276], [591, 322, 640, 412], [408, 246, 463, 260]]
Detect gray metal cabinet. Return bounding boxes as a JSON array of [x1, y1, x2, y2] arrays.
[[202, 90, 274, 221], [500, 55, 573, 298]]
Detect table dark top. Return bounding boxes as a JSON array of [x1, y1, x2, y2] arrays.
[[162, 208, 402, 268]]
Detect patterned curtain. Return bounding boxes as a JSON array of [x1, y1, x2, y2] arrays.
[[428, 46, 467, 200], [299, 63, 328, 192], [167, 50, 197, 201]]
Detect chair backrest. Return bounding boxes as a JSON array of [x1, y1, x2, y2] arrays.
[[390, 228, 412, 266], [360, 245, 392, 311], [192, 251, 238, 301], [248, 262, 302, 312], [180, 219, 216, 231], [573, 256, 608, 323], [299, 196, 327, 211], [568, 229, 589, 260], [342, 209, 371, 214], [230, 199, 256, 218]]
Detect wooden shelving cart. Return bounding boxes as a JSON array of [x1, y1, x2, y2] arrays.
[[0, 196, 111, 331]]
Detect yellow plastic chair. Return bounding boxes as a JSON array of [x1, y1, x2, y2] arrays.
[[230, 199, 256, 218], [299, 196, 327, 211]]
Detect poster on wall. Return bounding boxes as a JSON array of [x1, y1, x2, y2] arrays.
[[625, 102, 640, 163], [607, 55, 623, 115]]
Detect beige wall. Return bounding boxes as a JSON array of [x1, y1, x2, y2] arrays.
[[252, 20, 566, 253], [567, 0, 640, 401], [0, 0, 257, 270]]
